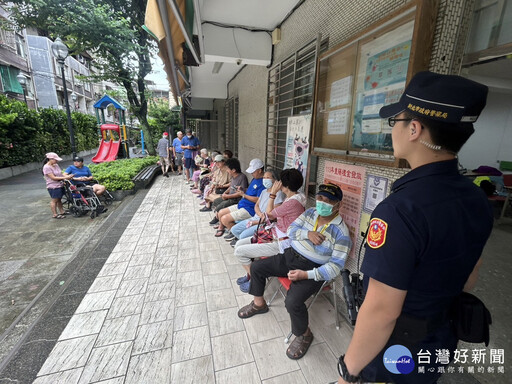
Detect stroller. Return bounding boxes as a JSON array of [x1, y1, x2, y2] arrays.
[[63, 180, 113, 219]]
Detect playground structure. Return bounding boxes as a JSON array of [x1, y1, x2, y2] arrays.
[[92, 95, 129, 163]]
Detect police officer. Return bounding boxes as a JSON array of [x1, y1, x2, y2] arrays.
[[337, 71, 494, 383]]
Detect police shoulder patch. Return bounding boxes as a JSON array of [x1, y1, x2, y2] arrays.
[[367, 218, 388, 249]]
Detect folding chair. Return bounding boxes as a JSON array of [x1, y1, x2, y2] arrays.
[[267, 276, 340, 343]]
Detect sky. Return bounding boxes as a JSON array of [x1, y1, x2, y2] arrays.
[[146, 55, 170, 90]]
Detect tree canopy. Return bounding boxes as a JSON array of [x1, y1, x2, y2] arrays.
[[9, 0, 160, 154]]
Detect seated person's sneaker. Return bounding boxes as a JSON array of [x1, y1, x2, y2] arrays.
[[209, 217, 219, 225], [230, 238, 237, 248], [200, 206, 212, 212], [236, 274, 250, 285], [224, 232, 235, 241], [239, 280, 251, 293]]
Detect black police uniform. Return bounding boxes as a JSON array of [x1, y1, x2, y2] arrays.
[[360, 159, 493, 383]]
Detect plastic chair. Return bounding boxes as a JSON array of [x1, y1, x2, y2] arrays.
[[266, 276, 340, 343]]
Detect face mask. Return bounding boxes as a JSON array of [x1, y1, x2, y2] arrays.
[[263, 179, 273, 189], [187, 135, 192, 139], [316, 201, 335, 216]]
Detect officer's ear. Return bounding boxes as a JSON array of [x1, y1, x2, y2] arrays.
[[409, 120, 422, 141]]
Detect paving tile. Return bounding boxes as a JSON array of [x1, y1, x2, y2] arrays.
[[215, 362, 261, 384], [148, 267, 175, 283], [139, 298, 175, 324], [202, 260, 228, 276], [107, 294, 145, 319], [170, 356, 215, 384], [133, 243, 158, 256], [128, 252, 154, 267], [208, 307, 245, 337], [112, 242, 137, 253], [173, 303, 208, 331], [97, 262, 129, 277], [105, 251, 133, 264], [318, 319, 353, 357], [132, 320, 173, 355], [153, 256, 177, 269], [38, 335, 96, 376], [262, 370, 307, 384], [205, 288, 238, 312], [211, 331, 253, 371], [222, 252, 240, 266], [75, 290, 117, 314], [144, 281, 176, 302], [200, 250, 224, 263], [171, 326, 211, 363], [251, 337, 299, 380], [88, 275, 123, 293], [176, 258, 201, 273], [242, 304, 284, 343], [125, 348, 173, 383], [95, 314, 140, 347], [90, 377, 125, 384], [176, 270, 204, 287], [123, 264, 152, 280], [116, 278, 148, 298], [225, 263, 247, 280], [175, 285, 205, 307], [59, 310, 108, 340], [203, 273, 232, 292], [137, 235, 159, 245], [78, 341, 132, 384], [199, 241, 221, 252], [177, 247, 199, 260], [33, 367, 84, 384], [297, 343, 339, 384]]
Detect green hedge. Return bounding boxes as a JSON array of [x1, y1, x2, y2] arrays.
[[0, 95, 99, 168], [89, 156, 158, 190]]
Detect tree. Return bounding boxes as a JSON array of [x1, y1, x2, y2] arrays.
[[9, 0, 158, 154], [147, 99, 182, 148]]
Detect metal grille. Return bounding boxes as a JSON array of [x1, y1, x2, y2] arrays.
[[196, 120, 219, 151], [224, 97, 239, 156], [265, 37, 327, 173]]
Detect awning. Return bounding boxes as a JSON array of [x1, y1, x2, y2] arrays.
[[93, 94, 126, 110]]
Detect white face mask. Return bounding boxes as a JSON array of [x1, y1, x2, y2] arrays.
[[187, 135, 192, 139], [263, 179, 273, 189]]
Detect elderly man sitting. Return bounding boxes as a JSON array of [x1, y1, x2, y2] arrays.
[[64, 157, 106, 196], [237, 183, 352, 360]]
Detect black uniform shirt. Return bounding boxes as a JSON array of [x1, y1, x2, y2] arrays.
[[361, 159, 493, 318]]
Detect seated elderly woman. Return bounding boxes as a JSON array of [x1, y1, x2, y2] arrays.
[[63, 157, 106, 196], [234, 168, 306, 293], [225, 169, 285, 247], [190, 148, 211, 190]]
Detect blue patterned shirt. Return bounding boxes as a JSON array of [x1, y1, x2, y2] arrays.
[[287, 208, 352, 281]]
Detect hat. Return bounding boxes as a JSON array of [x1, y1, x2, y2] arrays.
[[73, 156, 84, 162], [317, 183, 343, 202], [379, 71, 488, 124], [46, 152, 62, 161], [246, 158, 264, 173], [163, 132, 169, 136], [214, 154, 224, 162]]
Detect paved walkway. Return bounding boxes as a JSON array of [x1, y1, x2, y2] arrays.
[[31, 175, 353, 384]]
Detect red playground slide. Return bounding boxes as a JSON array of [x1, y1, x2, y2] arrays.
[[92, 124, 121, 163]]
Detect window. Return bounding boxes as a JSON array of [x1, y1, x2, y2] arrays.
[[15, 34, 26, 58], [266, 37, 328, 193], [0, 28, 15, 49], [0, 66, 23, 94]]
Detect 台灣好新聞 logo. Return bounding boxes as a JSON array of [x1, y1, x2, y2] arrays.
[[383, 345, 415, 374]]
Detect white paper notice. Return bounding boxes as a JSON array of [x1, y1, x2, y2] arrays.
[[330, 76, 352, 108], [361, 118, 382, 134], [327, 108, 348, 135]]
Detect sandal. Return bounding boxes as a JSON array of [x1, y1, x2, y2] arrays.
[[52, 214, 65, 219], [237, 300, 269, 319], [286, 331, 314, 360], [214, 229, 225, 237], [61, 210, 70, 215]]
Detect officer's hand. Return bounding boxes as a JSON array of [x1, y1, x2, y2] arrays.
[[288, 270, 307, 281], [307, 231, 325, 245]]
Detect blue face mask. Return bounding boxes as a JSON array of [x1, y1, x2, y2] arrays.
[[263, 179, 273, 189], [316, 200, 335, 216]]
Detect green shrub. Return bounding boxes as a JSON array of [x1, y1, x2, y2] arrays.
[[88, 156, 158, 190], [0, 95, 99, 168]]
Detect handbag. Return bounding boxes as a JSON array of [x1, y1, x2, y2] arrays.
[[250, 214, 275, 244]]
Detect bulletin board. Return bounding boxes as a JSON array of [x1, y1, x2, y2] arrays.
[[312, 0, 439, 167]]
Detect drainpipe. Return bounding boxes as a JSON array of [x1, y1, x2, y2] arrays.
[[192, 0, 205, 64]]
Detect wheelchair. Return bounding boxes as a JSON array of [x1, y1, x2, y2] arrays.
[[63, 180, 113, 219]]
